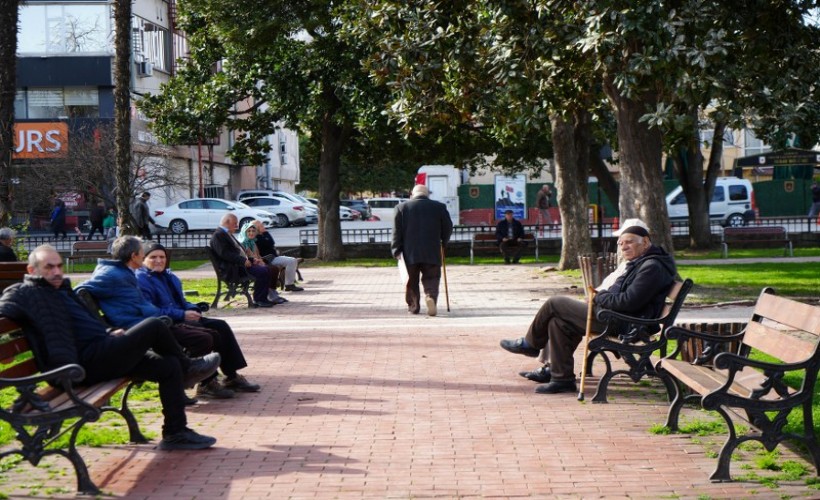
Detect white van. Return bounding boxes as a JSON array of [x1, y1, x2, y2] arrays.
[[366, 197, 409, 221], [666, 177, 756, 227]]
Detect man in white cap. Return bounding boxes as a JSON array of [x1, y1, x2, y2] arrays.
[[391, 184, 453, 316], [499, 218, 676, 394]]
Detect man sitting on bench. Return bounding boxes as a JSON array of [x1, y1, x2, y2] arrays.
[[499, 219, 676, 394], [495, 209, 527, 264], [210, 213, 275, 307], [0, 245, 220, 450]]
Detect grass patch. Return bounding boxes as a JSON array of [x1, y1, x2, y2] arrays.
[[675, 246, 820, 260], [677, 262, 818, 302]]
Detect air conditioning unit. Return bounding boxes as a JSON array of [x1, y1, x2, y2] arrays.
[[136, 61, 154, 77]]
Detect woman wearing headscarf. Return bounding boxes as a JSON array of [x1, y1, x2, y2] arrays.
[[136, 242, 261, 399], [237, 222, 287, 305]]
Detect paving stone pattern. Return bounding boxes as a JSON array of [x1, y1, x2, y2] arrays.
[[0, 264, 815, 499]]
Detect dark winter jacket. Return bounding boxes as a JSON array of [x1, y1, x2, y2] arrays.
[[75, 259, 161, 329], [391, 196, 453, 266], [593, 244, 676, 327], [0, 276, 82, 372], [136, 266, 197, 323], [495, 218, 525, 245]]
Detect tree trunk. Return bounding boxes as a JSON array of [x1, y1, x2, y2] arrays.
[[552, 111, 593, 270], [674, 115, 726, 250], [589, 142, 619, 210], [316, 86, 348, 260], [0, 1, 20, 225], [603, 79, 673, 253], [114, 0, 135, 234]]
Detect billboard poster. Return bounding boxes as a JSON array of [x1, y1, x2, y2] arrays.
[[494, 174, 527, 220]]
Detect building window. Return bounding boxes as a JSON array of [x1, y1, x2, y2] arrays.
[[19, 3, 112, 55], [743, 129, 772, 156], [16, 88, 100, 119], [133, 17, 171, 72]]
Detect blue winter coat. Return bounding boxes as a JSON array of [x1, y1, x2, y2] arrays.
[[135, 266, 196, 323], [75, 259, 161, 328]]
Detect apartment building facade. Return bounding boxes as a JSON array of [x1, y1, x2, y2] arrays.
[[14, 0, 299, 219]]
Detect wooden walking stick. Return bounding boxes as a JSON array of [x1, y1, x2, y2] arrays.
[[440, 244, 450, 312], [577, 286, 597, 401]]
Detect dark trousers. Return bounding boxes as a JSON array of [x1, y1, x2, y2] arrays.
[[52, 221, 66, 238], [79, 318, 189, 436], [247, 264, 270, 303], [87, 223, 105, 240], [188, 317, 248, 379], [138, 224, 152, 240], [499, 239, 528, 262], [524, 296, 605, 382], [405, 263, 441, 312]]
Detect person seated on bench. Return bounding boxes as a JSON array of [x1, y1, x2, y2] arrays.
[[237, 222, 288, 304], [0, 227, 18, 262], [137, 241, 261, 398], [210, 213, 275, 308], [495, 210, 527, 264], [499, 218, 676, 394], [0, 244, 220, 450], [252, 220, 304, 292], [77, 236, 260, 400]]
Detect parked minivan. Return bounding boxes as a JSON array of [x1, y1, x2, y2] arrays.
[[666, 177, 756, 227], [366, 197, 408, 221]]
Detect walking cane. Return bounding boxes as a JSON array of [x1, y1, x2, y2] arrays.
[[577, 286, 597, 401], [440, 244, 450, 312]]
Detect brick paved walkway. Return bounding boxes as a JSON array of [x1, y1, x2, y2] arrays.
[[1, 264, 815, 499]]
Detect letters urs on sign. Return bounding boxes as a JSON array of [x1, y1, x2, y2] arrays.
[[13, 122, 69, 159]]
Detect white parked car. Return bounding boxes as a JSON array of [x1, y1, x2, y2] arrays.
[[269, 191, 318, 223], [241, 196, 308, 227], [339, 206, 361, 220], [153, 198, 276, 234]]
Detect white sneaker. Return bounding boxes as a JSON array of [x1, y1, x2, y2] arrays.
[[425, 295, 437, 317]]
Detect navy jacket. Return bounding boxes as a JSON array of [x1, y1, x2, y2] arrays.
[[136, 267, 197, 323]]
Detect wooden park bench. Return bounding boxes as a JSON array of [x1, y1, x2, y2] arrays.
[[0, 261, 28, 293], [66, 240, 110, 271], [656, 288, 820, 481], [721, 226, 793, 258], [206, 246, 253, 308], [0, 317, 146, 495], [584, 278, 694, 403], [470, 232, 538, 264], [578, 252, 618, 293]]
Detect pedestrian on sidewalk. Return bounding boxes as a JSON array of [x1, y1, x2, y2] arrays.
[[391, 184, 453, 317]]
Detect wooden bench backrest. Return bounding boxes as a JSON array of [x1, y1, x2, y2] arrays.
[[578, 253, 618, 296], [71, 241, 110, 255], [742, 290, 820, 364], [0, 317, 38, 380], [473, 233, 496, 242], [0, 262, 28, 293]]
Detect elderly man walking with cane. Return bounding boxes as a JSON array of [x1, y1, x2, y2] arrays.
[[392, 185, 453, 316]]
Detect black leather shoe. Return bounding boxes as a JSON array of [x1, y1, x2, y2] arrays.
[[518, 366, 551, 383], [254, 300, 275, 308], [534, 380, 577, 394], [284, 284, 304, 292], [499, 338, 540, 357]]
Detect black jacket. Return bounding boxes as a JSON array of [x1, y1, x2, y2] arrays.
[[391, 196, 453, 266], [495, 218, 524, 245], [0, 276, 80, 372], [255, 231, 277, 258], [209, 228, 251, 282], [593, 245, 676, 323], [0, 244, 17, 262]]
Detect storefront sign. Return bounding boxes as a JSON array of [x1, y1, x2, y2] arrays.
[[13, 122, 69, 159]]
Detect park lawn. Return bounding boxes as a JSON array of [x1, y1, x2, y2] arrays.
[[677, 262, 817, 302]]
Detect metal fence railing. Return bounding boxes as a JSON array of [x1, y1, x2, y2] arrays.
[[299, 216, 819, 246]]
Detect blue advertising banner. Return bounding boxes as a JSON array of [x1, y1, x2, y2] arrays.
[[494, 174, 527, 220]]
